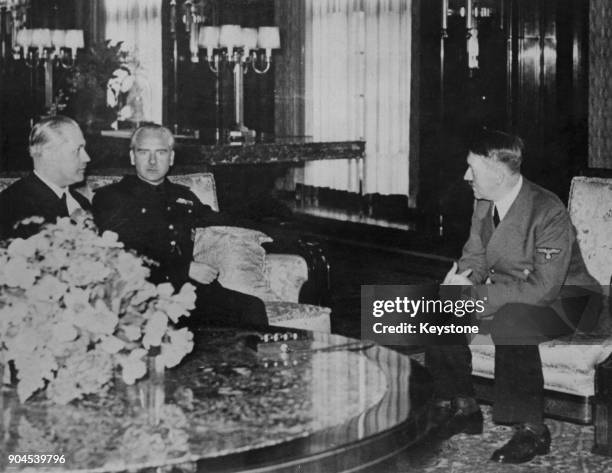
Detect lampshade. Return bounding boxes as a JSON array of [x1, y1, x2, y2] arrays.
[[15, 28, 32, 48], [51, 29, 67, 49], [257, 26, 280, 49], [242, 28, 258, 51], [31, 28, 52, 49], [64, 29, 84, 50], [219, 24, 243, 50], [198, 26, 219, 49]]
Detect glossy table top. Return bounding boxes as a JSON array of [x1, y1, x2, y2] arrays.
[[0, 328, 433, 472]]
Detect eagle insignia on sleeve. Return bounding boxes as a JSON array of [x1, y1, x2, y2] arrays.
[[536, 247, 561, 260]]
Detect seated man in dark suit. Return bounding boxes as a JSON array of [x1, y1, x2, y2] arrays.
[[0, 115, 92, 239], [92, 124, 268, 328]]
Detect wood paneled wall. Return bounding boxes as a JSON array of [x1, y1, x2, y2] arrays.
[[274, 0, 306, 139], [589, 0, 612, 169]]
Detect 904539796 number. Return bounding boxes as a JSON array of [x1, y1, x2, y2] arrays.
[[7, 454, 66, 466]]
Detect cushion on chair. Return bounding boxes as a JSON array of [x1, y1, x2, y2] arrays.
[[567, 176, 612, 286], [471, 333, 612, 396], [264, 254, 309, 303], [191, 226, 279, 301]]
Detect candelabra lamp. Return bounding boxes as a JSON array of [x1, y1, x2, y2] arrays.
[[13, 27, 83, 110], [196, 24, 280, 143]]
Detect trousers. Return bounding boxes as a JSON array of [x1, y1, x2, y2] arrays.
[[187, 279, 268, 328], [425, 294, 599, 424]]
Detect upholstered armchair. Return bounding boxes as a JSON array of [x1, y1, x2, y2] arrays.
[[469, 176, 612, 424]]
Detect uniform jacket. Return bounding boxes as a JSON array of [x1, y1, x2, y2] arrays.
[[0, 173, 91, 240], [92, 175, 227, 286], [458, 178, 599, 322]]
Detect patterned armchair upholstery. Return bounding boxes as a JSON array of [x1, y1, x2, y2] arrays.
[[469, 176, 612, 422], [0, 173, 332, 333]]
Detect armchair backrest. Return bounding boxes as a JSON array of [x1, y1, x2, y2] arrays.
[[568, 176, 612, 286], [0, 172, 219, 211]]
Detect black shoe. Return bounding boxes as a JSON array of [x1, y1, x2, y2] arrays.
[[490, 424, 551, 464], [435, 406, 483, 440]]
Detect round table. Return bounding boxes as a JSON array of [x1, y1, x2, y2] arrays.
[[0, 328, 434, 472]]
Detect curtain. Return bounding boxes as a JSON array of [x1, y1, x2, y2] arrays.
[[303, 0, 412, 196], [103, 0, 162, 124]]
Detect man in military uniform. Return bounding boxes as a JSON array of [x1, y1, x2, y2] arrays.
[[0, 115, 91, 239], [92, 124, 267, 327], [427, 129, 600, 463]]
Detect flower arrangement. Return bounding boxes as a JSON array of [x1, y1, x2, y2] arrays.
[[0, 213, 196, 404], [106, 49, 151, 129], [106, 66, 136, 124]]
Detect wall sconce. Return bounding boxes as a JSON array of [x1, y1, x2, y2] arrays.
[[14, 27, 83, 67], [442, 0, 497, 73]]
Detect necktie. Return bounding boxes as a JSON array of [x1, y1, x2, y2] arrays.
[[60, 192, 69, 217], [493, 205, 500, 227]]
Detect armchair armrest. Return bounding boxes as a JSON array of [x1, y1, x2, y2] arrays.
[[265, 254, 308, 303]]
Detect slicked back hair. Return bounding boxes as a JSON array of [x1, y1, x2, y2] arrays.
[[29, 115, 80, 160], [468, 129, 524, 174], [130, 124, 175, 151]]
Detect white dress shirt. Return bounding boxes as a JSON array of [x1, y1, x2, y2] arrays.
[[493, 175, 523, 221]]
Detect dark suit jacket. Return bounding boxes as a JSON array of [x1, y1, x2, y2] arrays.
[[458, 178, 600, 324], [0, 173, 91, 240], [92, 175, 227, 286]]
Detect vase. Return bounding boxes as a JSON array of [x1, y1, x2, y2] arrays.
[[123, 355, 165, 426]]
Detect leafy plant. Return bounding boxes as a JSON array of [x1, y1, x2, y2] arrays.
[[60, 41, 128, 132]]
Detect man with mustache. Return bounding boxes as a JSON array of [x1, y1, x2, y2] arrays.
[[427, 129, 600, 463], [91, 124, 268, 328], [0, 115, 91, 239]]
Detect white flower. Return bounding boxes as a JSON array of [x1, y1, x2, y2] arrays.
[[120, 73, 135, 93], [107, 85, 118, 107], [159, 328, 194, 368], [28, 275, 67, 302], [99, 231, 123, 248], [1, 218, 195, 404], [51, 322, 78, 343], [154, 282, 196, 323], [156, 283, 175, 298], [121, 324, 142, 341], [0, 257, 38, 289], [8, 238, 38, 258], [118, 105, 133, 120], [99, 336, 125, 354], [142, 311, 167, 348], [120, 349, 147, 385]]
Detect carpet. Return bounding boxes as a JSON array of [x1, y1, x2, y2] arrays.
[[387, 404, 612, 472], [372, 354, 612, 472]]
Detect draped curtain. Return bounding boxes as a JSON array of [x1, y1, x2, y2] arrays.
[[103, 0, 162, 124], [303, 0, 412, 196]]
